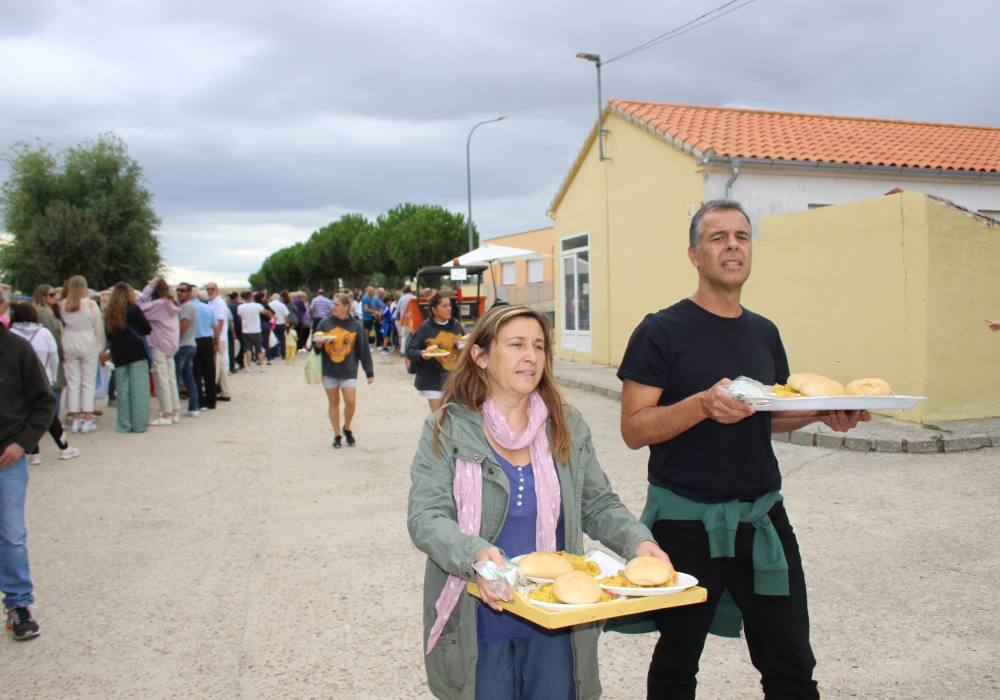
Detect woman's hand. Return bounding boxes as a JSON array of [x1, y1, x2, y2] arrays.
[[474, 547, 509, 612], [367, 376, 374, 385], [635, 540, 673, 569]]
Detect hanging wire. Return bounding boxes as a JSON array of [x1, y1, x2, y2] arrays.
[[604, 0, 760, 65]]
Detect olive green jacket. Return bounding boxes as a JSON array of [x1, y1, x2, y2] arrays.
[[407, 402, 654, 699]]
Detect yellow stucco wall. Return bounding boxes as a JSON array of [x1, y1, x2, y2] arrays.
[[923, 197, 1000, 420], [485, 227, 556, 285], [604, 115, 705, 364], [550, 112, 704, 363], [550, 128, 610, 362], [744, 191, 999, 422]]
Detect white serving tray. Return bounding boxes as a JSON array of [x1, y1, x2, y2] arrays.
[[746, 395, 925, 411]]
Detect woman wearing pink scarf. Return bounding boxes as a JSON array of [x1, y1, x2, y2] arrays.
[[408, 305, 670, 700]]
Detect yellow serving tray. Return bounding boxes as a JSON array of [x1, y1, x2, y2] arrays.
[[467, 582, 707, 630]]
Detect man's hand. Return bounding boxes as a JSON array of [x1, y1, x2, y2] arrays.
[[986, 319, 1000, 332], [698, 379, 756, 424], [818, 410, 870, 432], [473, 547, 510, 612], [0, 443, 25, 469], [635, 540, 673, 569]]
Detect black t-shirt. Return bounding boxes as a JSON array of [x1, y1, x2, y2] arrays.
[[617, 298, 789, 503]]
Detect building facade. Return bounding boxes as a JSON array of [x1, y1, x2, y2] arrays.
[[547, 99, 1000, 371]]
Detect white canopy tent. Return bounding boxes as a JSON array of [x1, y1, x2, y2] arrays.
[[441, 243, 551, 267], [441, 244, 552, 303]]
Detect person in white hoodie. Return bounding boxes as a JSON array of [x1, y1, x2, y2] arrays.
[[9, 303, 81, 463], [59, 275, 105, 433]]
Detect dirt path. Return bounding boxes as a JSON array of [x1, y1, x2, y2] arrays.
[[9, 352, 998, 698]]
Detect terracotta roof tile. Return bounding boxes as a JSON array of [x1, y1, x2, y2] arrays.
[[611, 99, 1000, 173]]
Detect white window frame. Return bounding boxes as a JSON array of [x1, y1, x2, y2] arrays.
[[501, 262, 516, 286], [527, 259, 544, 284], [560, 232, 591, 353]]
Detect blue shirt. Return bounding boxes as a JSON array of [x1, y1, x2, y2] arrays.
[[195, 301, 216, 339], [476, 450, 567, 643], [360, 294, 376, 322]]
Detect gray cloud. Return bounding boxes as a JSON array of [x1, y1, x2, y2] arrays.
[[1, 0, 997, 284]]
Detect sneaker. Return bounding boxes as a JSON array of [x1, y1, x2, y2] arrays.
[[80, 420, 98, 434], [5, 607, 39, 641], [149, 417, 173, 427], [60, 446, 81, 461], [380, 348, 389, 354], [71, 418, 82, 434], [28, 454, 41, 466], [343, 428, 356, 447], [185, 410, 201, 418], [106, 399, 116, 408], [217, 395, 231, 402], [171, 414, 180, 424], [332, 435, 342, 449], [257, 366, 265, 373]]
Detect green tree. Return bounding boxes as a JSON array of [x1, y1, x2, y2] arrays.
[[378, 203, 474, 280], [305, 213, 374, 289], [0, 133, 162, 291]]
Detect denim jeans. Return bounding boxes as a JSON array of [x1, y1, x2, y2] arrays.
[[475, 632, 575, 700], [175, 345, 199, 411], [0, 455, 33, 609]]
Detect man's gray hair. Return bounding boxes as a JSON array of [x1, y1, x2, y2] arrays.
[[689, 199, 752, 247]]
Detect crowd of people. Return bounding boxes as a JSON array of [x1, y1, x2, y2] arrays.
[[0, 274, 472, 641], [0, 200, 890, 699]]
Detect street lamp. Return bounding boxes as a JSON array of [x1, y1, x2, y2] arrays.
[[466, 116, 506, 252], [576, 52, 606, 161]]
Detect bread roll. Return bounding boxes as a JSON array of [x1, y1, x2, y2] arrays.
[[786, 373, 818, 390], [517, 551, 574, 579], [552, 571, 602, 604], [788, 373, 844, 397], [624, 556, 675, 586], [845, 378, 892, 396]]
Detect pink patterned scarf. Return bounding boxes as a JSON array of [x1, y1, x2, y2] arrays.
[[425, 392, 561, 653]]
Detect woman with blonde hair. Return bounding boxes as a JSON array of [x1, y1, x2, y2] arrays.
[[104, 282, 152, 433], [312, 292, 374, 448], [60, 275, 105, 433], [407, 305, 671, 699], [139, 276, 181, 425]]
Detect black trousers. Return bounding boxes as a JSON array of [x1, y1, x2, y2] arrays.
[[194, 337, 217, 409], [296, 323, 310, 350], [28, 414, 68, 454], [648, 502, 818, 700]]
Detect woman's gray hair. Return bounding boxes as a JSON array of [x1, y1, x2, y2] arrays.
[[689, 199, 752, 248]]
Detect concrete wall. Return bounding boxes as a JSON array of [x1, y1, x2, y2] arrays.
[[743, 191, 1000, 422], [922, 197, 1000, 420]]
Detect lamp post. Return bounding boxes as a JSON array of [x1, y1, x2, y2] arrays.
[[466, 116, 506, 252], [575, 52, 605, 161]]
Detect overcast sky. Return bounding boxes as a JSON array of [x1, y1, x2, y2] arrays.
[[3, 0, 998, 286]]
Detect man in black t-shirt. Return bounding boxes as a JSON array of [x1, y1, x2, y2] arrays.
[[618, 200, 869, 699]]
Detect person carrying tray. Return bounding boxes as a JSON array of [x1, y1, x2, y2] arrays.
[[407, 304, 671, 699], [312, 292, 373, 449], [617, 199, 870, 699], [407, 291, 466, 412]]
